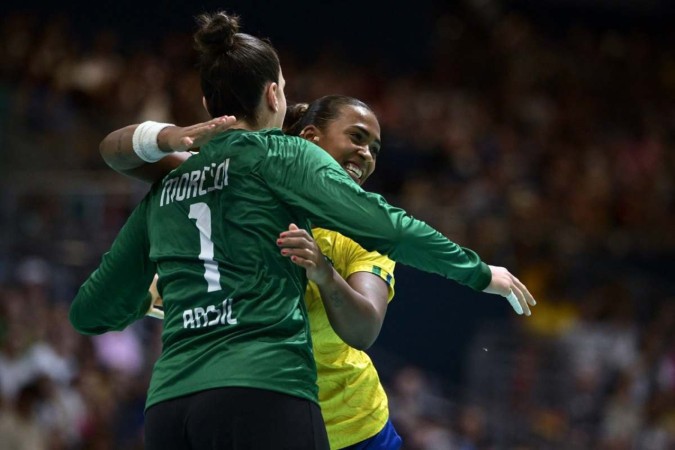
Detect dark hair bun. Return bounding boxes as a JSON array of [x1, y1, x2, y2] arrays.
[[283, 103, 310, 135], [194, 11, 240, 57]]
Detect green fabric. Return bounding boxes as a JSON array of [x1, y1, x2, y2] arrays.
[[69, 128, 491, 411]]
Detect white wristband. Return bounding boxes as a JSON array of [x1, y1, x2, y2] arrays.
[[132, 121, 175, 163]]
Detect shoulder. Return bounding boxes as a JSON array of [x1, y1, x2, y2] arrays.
[[195, 129, 273, 174], [340, 234, 394, 270], [206, 129, 269, 152], [255, 131, 343, 186], [316, 228, 395, 273], [262, 129, 338, 166], [312, 228, 339, 257]]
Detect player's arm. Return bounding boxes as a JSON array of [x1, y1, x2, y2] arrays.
[[264, 138, 535, 315], [278, 225, 389, 350], [69, 198, 157, 335], [98, 116, 236, 182]]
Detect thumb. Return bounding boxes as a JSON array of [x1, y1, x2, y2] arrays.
[[288, 223, 299, 231]]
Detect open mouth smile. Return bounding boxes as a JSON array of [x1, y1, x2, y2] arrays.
[[344, 162, 364, 182]]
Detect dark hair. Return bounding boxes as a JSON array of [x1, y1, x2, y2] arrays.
[[194, 12, 280, 126], [283, 95, 373, 136]]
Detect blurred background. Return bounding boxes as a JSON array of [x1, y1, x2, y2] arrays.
[[1, 0, 674, 448]]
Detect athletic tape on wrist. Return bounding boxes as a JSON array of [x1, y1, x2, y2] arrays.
[[132, 121, 175, 162]]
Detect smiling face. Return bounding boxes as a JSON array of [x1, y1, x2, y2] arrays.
[[303, 105, 381, 185]]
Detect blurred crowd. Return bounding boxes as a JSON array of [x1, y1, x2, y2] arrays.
[[1, 2, 674, 449]]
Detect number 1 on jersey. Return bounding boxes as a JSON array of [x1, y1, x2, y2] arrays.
[[189, 203, 222, 292]]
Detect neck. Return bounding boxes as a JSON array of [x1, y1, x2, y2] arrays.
[[230, 120, 256, 131], [230, 118, 278, 131]]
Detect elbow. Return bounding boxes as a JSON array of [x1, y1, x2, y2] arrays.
[[99, 125, 135, 170], [328, 316, 380, 350], [347, 336, 377, 351], [68, 302, 106, 336], [68, 302, 82, 331], [68, 306, 91, 335], [99, 134, 113, 165], [69, 315, 89, 335], [340, 323, 382, 351], [341, 303, 387, 350]]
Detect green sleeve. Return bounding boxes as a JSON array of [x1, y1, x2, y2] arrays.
[[69, 198, 156, 335], [261, 136, 492, 291]]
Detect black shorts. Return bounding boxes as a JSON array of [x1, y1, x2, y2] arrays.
[[145, 387, 329, 450]]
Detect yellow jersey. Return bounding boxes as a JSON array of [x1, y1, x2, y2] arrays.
[[307, 228, 396, 449]]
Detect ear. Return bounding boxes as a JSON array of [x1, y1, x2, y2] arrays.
[[265, 82, 279, 112], [202, 96, 210, 116], [299, 125, 321, 143]]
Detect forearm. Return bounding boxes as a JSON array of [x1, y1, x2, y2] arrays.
[[290, 171, 490, 289], [70, 286, 152, 335], [266, 141, 492, 290], [69, 199, 156, 334], [316, 270, 386, 350], [99, 124, 185, 182], [69, 244, 155, 334], [99, 124, 141, 171]]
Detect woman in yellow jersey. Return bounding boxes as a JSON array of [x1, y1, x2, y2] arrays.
[[100, 95, 402, 449], [278, 96, 400, 449]]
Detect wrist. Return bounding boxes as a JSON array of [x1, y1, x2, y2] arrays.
[[157, 126, 177, 152], [313, 258, 336, 287], [132, 121, 176, 162]]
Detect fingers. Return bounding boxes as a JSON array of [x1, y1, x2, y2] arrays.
[[204, 115, 236, 130], [193, 115, 236, 129], [505, 291, 523, 315], [286, 254, 315, 269], [509, 286, 531, 316], [280, 246, 316, 261], [277, 235, 313, 249], [182, 116, 236, 146], [485, 265, 536, 316], [196, 119, 231, 136], [513, 277, 537, 306], [504, 273, 533, 316], [277, 225, 320, 265], [506, 273, 534, 316], [211, 115, 236, 132], [218, 115, 237, 125], [147, 307, 164, 320], [509, 275, 536, 314], [277, 225, 312, 245], [279, 244, 316, 270]]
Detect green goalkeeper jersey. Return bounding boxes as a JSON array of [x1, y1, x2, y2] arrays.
[[69, 128, 491, 409]]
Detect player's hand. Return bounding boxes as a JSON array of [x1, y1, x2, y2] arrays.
[[482, 265, 536, 316], [160, 115, 237, 152], [146, 274, 165, 320], [277, 224, 333, 285]]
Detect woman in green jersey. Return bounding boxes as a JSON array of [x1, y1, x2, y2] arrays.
[[70, 10, 535, 450], [103, 95, 404, 449]]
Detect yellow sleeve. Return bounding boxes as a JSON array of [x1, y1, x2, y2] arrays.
[[337, 233, 396, 302]]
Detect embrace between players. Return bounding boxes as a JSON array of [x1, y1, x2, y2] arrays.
[[69, 10, 536, 450]]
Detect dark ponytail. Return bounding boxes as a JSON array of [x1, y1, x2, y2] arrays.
[[194, 11, 280, 126]]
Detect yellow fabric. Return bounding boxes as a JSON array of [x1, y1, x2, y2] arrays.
[[307, 228, 396, 449]]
